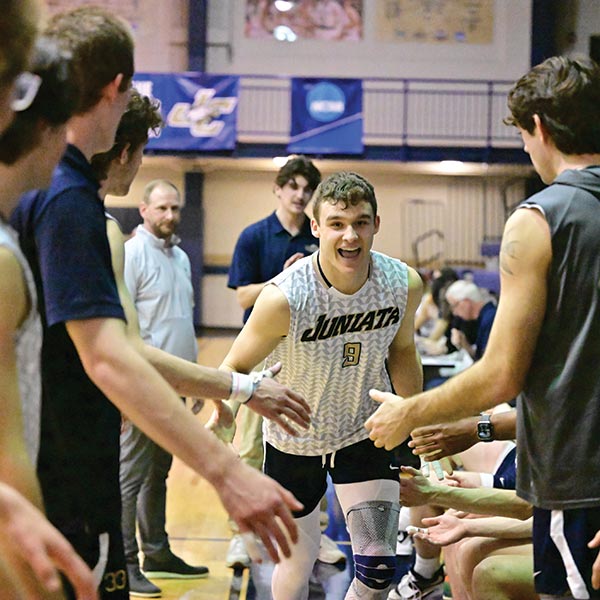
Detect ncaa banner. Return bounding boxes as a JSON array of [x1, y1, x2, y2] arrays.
[[288, 78, 363, 155], [132, 73, 239, 151]]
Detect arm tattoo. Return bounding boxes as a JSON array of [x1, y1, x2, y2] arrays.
[[500, 229, 520, 275]]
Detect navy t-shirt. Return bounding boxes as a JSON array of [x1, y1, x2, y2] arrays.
[[12, 144, 125, 532], [228, 211, 318, 322], [474, 301, 496, 360], [493, 446, 517, 490]]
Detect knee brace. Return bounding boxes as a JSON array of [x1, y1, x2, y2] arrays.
[[347, 500, 400, 591]]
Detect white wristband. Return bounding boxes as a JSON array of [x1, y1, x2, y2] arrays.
[[228, 368, 275, 404], [229, 372, 254, 404]]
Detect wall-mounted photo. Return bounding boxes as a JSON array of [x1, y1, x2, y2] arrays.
[[245, 0, 363, 42], [376, 0, 493, 45]]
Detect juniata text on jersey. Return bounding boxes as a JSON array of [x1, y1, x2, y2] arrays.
[[300, 307, 400, 342]]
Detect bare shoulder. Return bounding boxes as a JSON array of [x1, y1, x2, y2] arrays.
[[406, 265, 424, 292], [106, 217, 124, 243], [405, 265, 424, 308], [0, 247, 28, 332], [106, 219, 126, 254], [249, 283, 291, 337], [500, 207, 551, 277], [255, 282, 290, 311], [105, 218, 126, 277]]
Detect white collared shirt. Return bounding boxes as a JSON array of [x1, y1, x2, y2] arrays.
[[124, 225, 197, 361]]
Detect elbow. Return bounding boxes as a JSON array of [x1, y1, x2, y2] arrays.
[[77, 346, 123, 395], [235, 289, 252, 310], [480, 355, 523, 402], [80, 355, 114, 392]]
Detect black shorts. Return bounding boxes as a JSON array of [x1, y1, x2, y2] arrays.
[[61, 523, 128, 599], [533, 506, 600, 598], [264, 437, 398, 518]]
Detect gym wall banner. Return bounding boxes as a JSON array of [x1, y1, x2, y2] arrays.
[[288, 78, 363, 155], [132, 73, 239, 151]]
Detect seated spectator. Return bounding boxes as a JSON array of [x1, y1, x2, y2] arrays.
[[389, 430, 517, 600], [445, 280, 497, 360], [420, 512, 534, 600], [422, 280, 497, 390], [399, 464, 534, 600], [415, 267, 459, 356]]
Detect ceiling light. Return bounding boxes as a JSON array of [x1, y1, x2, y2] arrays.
[[274, 0, 295, 11], [272, 156, 289, 167], [438, 160, 466, 174], [273, 25, 297, 42]]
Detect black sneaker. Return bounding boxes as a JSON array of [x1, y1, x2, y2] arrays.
[[142, 551, 209, 579], [127, 563, 162, 598]]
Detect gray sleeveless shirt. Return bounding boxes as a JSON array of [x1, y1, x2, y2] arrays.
[[516, 166, 600, 509], [0, 220, 42, 465]]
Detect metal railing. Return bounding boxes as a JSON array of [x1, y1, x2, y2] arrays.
[[237, 75, 521, 149]]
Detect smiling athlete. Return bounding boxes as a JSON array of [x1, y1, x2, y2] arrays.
[[211, 171, 423, 599]]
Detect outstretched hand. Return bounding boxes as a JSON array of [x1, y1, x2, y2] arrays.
[[218, 460, 304, 564], [409, 417, 479, 461], [420, 456, 454, 480], [399, 465, 457, 507], [247, 362, 311, 436], [0, 482, 98, 599], [283, 252, 305, 270], [365, 389, 414, 450], [589, 530, 600, 589], [415, 513, 468, 547], [205, 401, 236, 444]]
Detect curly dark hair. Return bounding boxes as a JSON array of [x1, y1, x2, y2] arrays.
[[312, 171, 377, 223], [274, 155, 322, 193], [90, 89, 163, 181], [504, 55, 600, 155]]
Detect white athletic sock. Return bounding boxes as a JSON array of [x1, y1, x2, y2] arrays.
[[398, 505, 411, 531], [413, 554, 441, 580]]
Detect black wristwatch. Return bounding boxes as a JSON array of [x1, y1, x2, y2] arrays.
[[477, 413, 494, 442]]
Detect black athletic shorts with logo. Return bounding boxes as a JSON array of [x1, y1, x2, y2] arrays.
[[264, 437, 399, 518], [61, 522, 128, 599]]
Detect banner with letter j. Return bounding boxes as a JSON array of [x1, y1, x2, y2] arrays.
[[132, 73, 239, 151], [288, 78, 363, 155]]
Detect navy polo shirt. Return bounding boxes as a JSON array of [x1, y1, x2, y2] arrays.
[[12, 144, 125, 532], [13, 144, 125, 326], [228, 211, 318, 322], [474, 301, 496, 360]]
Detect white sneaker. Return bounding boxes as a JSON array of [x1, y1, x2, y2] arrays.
[[225, 534, 251, 569], [396, 530, 414, 556], [317, 533, 346, 566], [388, 567, 444, 600]]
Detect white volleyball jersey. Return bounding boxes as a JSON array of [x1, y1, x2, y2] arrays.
[[265, 251, 409, 456]]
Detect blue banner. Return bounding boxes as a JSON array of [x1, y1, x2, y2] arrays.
[[288, 78, 363, 155], [132, 73, 239, 151]]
